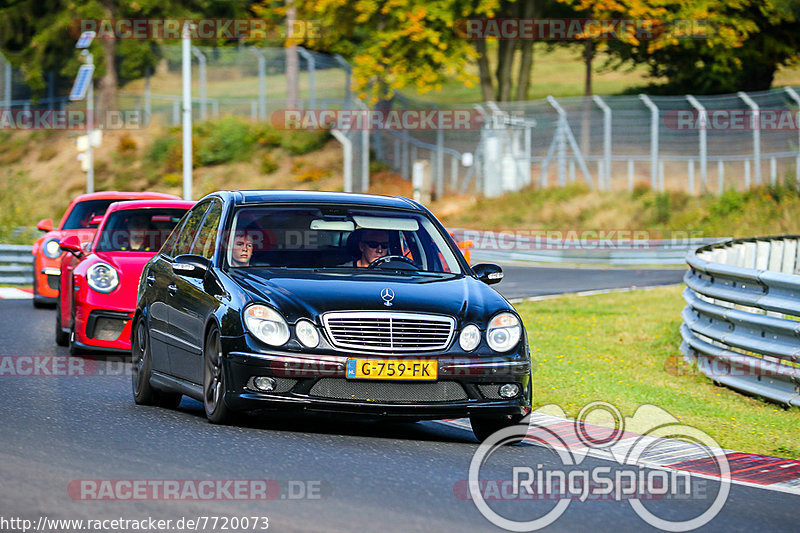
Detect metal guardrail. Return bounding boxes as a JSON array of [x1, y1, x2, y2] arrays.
[[681, 236, 800, 406], [0, 244, 33, 285]]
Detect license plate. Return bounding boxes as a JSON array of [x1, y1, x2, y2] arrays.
[[346, 359, 438, 380]]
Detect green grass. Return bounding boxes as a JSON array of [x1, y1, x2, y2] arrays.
[[439, 181, 800, 238], [517, 285, 800, 458]]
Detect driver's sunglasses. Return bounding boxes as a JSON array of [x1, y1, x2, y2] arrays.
[[364, 240, 389, 250]]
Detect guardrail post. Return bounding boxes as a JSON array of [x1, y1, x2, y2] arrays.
[[771, 157, 777, 186], [190, 46, 207, 121], [144, 68, 152, 124], [688, 160, 694, 194], [686, 95, 708, 193], [744, 160, 751, 189], [297, 47, 316, 109], [738, 91, 761, 186], [334, 55, 352, 109], [784, 88, 800, 187], [639, 95, 659, 191], [250, 48, 268, 120], [627, 159, 634, 191], [436, 129, 444, 199], [593, 95, 612, 191], [717, 160, 724, 193]]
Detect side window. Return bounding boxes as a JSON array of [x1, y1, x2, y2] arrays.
[[191, 201, 222, 259], [161, 216, 186, 257], [174, 202, 211, 256]]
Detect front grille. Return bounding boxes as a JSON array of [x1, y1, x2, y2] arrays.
[[322, 311, 455, 352], [309, 378, 467, 403]]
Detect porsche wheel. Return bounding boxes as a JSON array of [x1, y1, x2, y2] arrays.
[[54, 299, 69, 347]]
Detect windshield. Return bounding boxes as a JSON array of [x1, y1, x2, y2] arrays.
[[62, 199, 123, 230], [225, 206, 462, 274], [94, 209, 188, 252]]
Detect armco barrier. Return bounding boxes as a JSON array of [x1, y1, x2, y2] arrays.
[[682, 236, 800, 406], [0, 244, 33, 285]]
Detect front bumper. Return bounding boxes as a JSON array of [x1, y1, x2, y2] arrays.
[[222, 348, 532, 420], [74, 306, 135, 352]]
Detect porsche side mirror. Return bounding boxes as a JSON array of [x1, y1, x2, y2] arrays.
[[472, 263, 503, 285], [173, 254, 211, 279], [59, 235, 83, 258], [36, 218, 54, 232]]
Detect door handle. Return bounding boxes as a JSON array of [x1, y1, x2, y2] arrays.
[[168, 284, 178, 296], [146, 275, 155, 286]]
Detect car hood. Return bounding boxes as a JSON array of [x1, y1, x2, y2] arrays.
[[228, 269, 511, 324]]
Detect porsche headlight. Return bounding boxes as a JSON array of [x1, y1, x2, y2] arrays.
[[86, 262, 119, 293], [244, 304, 290, 347], [486, 312, 521, 352], [459, 324, 481, 351], [43, 238, 62, 259]]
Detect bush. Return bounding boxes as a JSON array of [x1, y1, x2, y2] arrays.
[[260, 152, 279, 174], [252, 123, 282, 148], [147, 134, 179, 165], [195, 115, 255, 166], [280, 130, 330, 156], [117, 132, 138, 153]]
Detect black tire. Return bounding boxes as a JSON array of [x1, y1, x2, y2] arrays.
[[55, 299, 69, 346], [470, 413, 528, 445], [203, 325, 233, 424], [131, 318, 182, 408], [32, 265, 48, 309]]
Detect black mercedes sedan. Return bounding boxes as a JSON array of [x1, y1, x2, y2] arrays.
[[131, 190, 532, 441]]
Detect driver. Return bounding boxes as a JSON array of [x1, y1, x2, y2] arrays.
[[230, 231, 255, 267], [356, 229, 390, 267]]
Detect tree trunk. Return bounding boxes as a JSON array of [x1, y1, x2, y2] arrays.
[[475, 40, 495, 101], [580, 40, 594, 156], [286, 1, 299, 108], [515, 1, 537, 102]]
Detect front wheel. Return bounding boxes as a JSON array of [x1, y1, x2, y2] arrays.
[[470, 413, 528, 445], [203, 326, 233, 424], [55, 299, 69, 347]]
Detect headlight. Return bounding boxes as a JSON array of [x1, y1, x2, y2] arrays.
[[244, 304, 290, 347], [295, 319, 320, 348], [486, 312, 521, 352], [43, 238, 62, 259], [86, 262, 119, 293], [459, 324, 481, 351]]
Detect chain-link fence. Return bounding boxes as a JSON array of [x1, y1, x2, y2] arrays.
[[373, 88, 800, 197]]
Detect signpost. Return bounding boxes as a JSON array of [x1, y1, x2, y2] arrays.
[[70, 31, 96, 193]]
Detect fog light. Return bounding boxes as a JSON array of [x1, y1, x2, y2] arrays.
[[499, 383, 520, 398], [253, 376, 276, 392]]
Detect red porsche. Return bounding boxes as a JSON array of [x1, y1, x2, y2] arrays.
[[56, 199, 194, 354], [32, 191, 180, 308]]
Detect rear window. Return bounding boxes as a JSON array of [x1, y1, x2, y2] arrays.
[[62, 199, 129, 230]]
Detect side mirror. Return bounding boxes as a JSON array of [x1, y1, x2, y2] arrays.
[[472, 263, 503, 285], [173, 254, 211, 279], [88, 215, 104, 226], [59, 235, 83, 258], [36, 218, 54, 232]]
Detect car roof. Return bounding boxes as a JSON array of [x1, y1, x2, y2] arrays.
[[220, 190, 423, 211], [104, 200, 195, 213], [70, 191, 180, 203]]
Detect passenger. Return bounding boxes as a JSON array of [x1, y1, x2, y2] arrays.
[[127, 215, 151, 251], [230, 231, 254, 267]]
